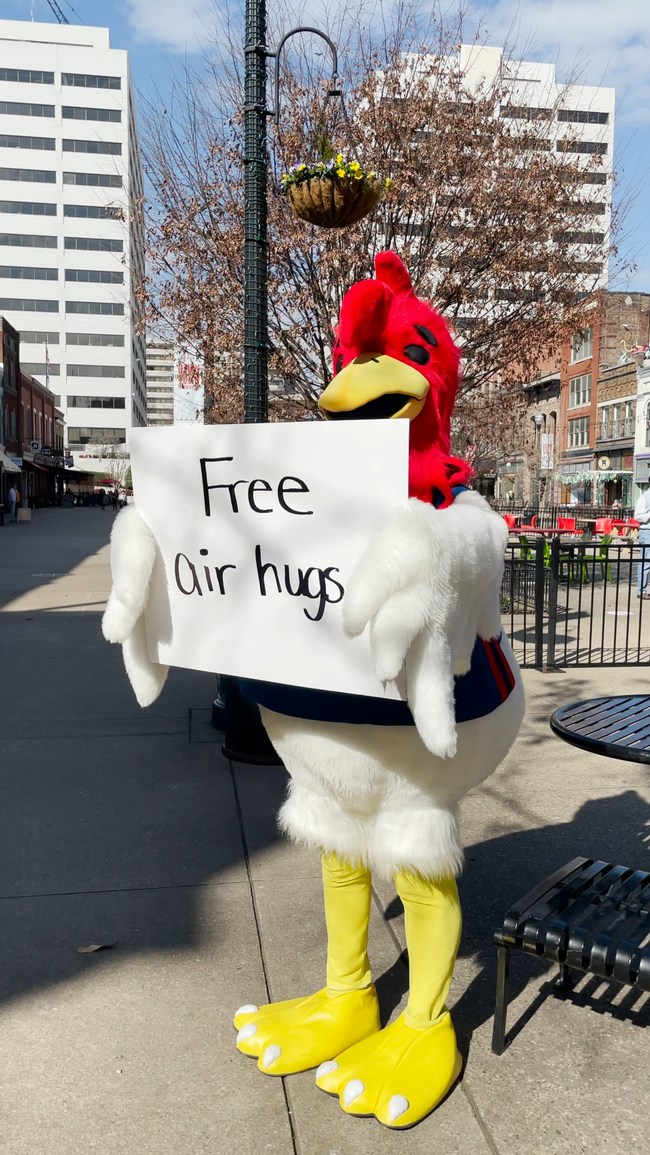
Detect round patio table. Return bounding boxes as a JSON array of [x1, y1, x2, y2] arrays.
[[550, 695, 650, 765]]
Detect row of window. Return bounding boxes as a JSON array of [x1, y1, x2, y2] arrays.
[[0, 266, 124, 283], [13, 331, 125, 347], [68, 396, 126, 408], [0, 236, 125, 253], [557, 140, 608, 155], [568, 416, 590, 448], [0, 135, 122, 155], [0, 69, 121, 89], [0, 103, 121, 122], [0, 168, 122, 187], [502, 105, 609, 125], [67, 426, 126, 446], [599, 401, 635, 441], [16, 365, 125, 379], [1, 201, 126, 220], [22, 361, 60, 375], [0, 298, 124, 314]]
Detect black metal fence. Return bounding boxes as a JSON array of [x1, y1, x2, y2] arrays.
[[492, 503, 635, 526], [502, 537, 650, 668]]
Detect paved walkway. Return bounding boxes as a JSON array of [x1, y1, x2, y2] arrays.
[[1, 509, 648, 1154]]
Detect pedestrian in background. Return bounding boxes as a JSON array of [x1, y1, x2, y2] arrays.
[[634, 487, 650, 599], [8, 483, 17, 523]]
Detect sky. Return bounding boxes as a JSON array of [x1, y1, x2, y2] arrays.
[[6, 0, 650, 288]]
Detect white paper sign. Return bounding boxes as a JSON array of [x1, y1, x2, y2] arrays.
[[129, 421, 409, 698]]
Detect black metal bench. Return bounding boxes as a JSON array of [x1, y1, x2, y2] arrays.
[[492, 856, 650, 1054]]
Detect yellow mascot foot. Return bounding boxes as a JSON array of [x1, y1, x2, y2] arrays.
[[233, 986, 380, 1076], [315, 1010, 461, 1128]]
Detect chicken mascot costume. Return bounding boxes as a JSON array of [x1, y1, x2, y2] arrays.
[[102, 251, 524, 1130]]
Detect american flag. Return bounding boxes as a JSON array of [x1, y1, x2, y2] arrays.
[[45, 343, 51, 390]]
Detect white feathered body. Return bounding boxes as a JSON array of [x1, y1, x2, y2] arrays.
[[103, 490, 524, 881]]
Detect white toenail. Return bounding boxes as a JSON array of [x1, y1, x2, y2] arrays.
[[316, 1060, 338, 1079], [262, 1045, 282, 1069], [343, 1079, 365, 1106], [388, 1094, 410, 1122], [236, 1023, 257, 1043], [235, 1003, 258, 1017]]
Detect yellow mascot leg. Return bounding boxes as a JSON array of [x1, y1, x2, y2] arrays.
[[233, 852, 380, 1076], [316, 871, 462, 1128]]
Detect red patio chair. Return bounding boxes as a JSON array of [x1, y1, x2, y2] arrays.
[[594, 518, 613, 535], [557, 516, 577, 533], [518, 513, 538, 531], [503, 514, 517, 529]]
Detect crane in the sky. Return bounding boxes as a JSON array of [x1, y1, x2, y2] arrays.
[[45, 1, 70, 23]]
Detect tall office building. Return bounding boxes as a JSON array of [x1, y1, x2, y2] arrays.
[[0, 19, 146, 465], [145, 336, 204, 427]]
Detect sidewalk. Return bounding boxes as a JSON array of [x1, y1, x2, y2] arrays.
[[0, 509, 648, 1155]]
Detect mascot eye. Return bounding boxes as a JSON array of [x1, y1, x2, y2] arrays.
[[404, 344, 430, 366], [335, 354, 344, 374], [414, 324, 438, 347]]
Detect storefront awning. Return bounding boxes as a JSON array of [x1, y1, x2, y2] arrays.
[[0, 450, 21, 473]]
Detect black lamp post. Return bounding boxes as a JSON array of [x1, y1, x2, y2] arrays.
[[243, 2, 339, 424], [218, 5, 339, 761]]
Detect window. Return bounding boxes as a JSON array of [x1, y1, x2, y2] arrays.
[[0, 233, 56, 248], [558, 109, 609, 125], [61, 106, 121, 123], [0, 297, 57, 311], [62, 171, 122, 188], [556, 231, 605, 245], [557, 140, 608, 155], [68, 395, 125, 408], [599, 401, 635, 440], [0, 102, 55, 118], [571, 327, 593, 363], [63, 203, 118, 219], [61, 74, 121, 90], [21, 361, 60, 375], [65, 269, 123, 284], [19, 331, 59, 344], [0, 134, 55, 150], [62, 139, 121, 155], [502, 105, 552, 120], [0, 265, 57, 279], [67, 332, 124, 347], [67, 426, 126, 446], [64, 236, 122, 252], [0, 68, 54, 84], [568, 416, 590, 448], [0, 167, 56, 183], [0, 199, 56, 215], [65, 301, 124, 315], [68, 364, 125, 377], [569, 373, 592, 408]]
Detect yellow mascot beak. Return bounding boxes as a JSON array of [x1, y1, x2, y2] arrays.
[[318, 353, 428, 421]]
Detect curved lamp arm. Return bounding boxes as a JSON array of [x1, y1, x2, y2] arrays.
[[271, 26, 341, 126]]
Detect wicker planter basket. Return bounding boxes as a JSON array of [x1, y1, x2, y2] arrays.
[[287, 174, 383, 228]]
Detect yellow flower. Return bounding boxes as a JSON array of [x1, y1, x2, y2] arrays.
[[297, 164, 306, 171], [385, 177, 392, 188], [368, 171, 376, 179], [282, 173, 288, 180], [336, 168, 346, 178], [336, 153, 344, 164], [354, 172, 363, 180], [349, 161, 360, 171]]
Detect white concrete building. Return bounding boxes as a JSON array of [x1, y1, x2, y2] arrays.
[[146, 336, 204, 427], [0, 19, 146, 469], [633, 355, 650, 496]]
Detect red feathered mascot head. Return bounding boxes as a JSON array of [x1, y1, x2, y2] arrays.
[[319, 251, 472, 508]]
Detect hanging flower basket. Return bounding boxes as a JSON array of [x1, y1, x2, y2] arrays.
[[281, 155, 390, 229]]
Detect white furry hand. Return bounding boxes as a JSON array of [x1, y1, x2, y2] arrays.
[[101, 505, 169, 707], [344, 493, 508, 758], [102, 506, 158, 643]]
